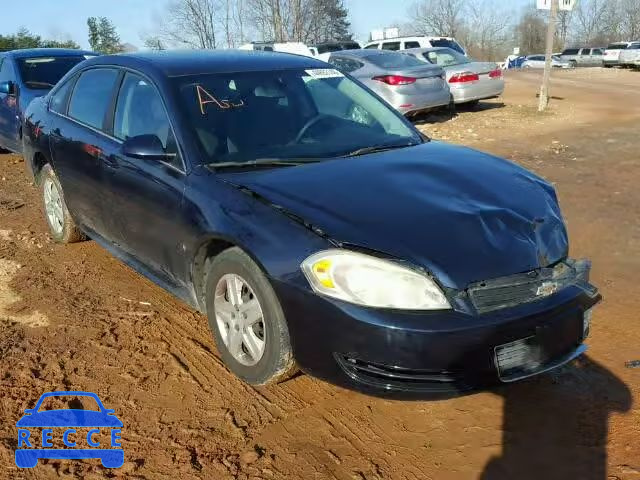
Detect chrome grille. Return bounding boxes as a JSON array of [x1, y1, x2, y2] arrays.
[[468, 260, 590, 314]]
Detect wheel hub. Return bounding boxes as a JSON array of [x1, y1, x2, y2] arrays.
[[214, 274, 266, 366]]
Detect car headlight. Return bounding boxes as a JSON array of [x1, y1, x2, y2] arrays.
[[301, 249, 450, 310]]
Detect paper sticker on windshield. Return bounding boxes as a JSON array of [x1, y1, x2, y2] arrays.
[[305, 69, 344, 79]]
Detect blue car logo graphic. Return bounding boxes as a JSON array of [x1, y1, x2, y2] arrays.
[[15, 391, 123, 468]]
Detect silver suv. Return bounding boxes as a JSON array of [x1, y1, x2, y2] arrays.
[[559, 47, 604, 67]]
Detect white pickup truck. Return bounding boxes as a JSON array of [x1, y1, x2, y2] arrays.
[[619, 42, 640, 67]]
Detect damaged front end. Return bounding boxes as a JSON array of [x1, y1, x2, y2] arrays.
[[464, 258, 599, 314]]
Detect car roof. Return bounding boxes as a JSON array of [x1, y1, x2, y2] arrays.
[[315, 41, 359, 46], [331, 49, 399, 59], [366, 36, 456, 44], [402, 47, 451, 54], [82, 49, 328, 77], [1, 48, 97, 58]]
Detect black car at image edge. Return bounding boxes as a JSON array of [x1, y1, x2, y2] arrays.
[[22, 50, 601, 395]]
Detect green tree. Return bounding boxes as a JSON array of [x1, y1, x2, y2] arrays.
[[0, 27, 80, 51], [87, 16, 124, 53]]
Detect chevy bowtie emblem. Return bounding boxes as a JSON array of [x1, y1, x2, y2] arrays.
[[536, 281, 559, 297]]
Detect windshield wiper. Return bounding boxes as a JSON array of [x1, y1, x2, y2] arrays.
[[208, 158, 320, 170], [342, 142, 419, 158]]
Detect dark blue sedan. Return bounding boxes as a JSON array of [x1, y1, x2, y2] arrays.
[[0, 48, 97, 153], [23, 51, 600, 394]]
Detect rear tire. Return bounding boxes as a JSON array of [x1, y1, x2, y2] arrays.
[[204, 247, 297, 386], [39, 164, 86, 244]]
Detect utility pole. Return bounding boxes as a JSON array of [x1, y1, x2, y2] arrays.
[[538, 0, 559, 112]]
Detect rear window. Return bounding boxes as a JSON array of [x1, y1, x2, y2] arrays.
[[562, 48, 580, 55], [429, 39, 465, 54], [366, 52, 425, 69], [607, 43, 628, 50], [424, 48, 469, 66], [17, 56, 88, 90], [318, 44, 342, 54]]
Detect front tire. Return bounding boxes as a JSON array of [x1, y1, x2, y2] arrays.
[[204, 247, 296, 385], [39, 164, 86, 244]]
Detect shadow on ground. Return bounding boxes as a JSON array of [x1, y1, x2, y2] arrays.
[[481, 356, 631, 480]]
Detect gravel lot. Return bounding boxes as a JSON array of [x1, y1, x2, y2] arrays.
[[0, 67, 639, 480]]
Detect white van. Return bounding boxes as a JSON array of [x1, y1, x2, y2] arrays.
[[364, 36, 466, 56], [238, 42, 315, 58]]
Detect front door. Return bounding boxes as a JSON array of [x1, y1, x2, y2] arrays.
[[101, 71, 189, 285]]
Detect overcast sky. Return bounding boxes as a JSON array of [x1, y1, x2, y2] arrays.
[[2, 0, 532, 48]]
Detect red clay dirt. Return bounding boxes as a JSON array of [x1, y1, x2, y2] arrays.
[[0, 68, 638, 479]]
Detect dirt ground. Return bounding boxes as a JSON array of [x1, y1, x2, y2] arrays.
[[0, 67, 639, 480]]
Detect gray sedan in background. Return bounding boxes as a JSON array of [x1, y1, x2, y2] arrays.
[[402, 47, 504, 106], [521, 54, 573, 69], [327, 50, 451, 117]]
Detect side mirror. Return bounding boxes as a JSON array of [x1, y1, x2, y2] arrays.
[[121, 134, 174, 161], [23, 409, 35, 415], [0, 81, 15, 95]]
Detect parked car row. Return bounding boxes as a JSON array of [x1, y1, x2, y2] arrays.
[[0, 48, 97, 153], [14, 49, 599, 394]]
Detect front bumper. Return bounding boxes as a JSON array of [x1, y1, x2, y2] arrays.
[[274, 278, 599, 395]]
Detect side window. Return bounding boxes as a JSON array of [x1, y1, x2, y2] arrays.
[[68, 69, 119, 130], [580, 49, 591, 55], [0, 57, 16, 84], [365, 43, 380, 49], [382, 42, 401, 51], [114, 72, 180, 167], [49, 77, 75, 114], [404, 41, 421, 49], [592, 48, 603, 55]]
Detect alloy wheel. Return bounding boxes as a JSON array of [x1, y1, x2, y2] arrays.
[[214, 274, 266, 366], [43, 178, 64, 235]]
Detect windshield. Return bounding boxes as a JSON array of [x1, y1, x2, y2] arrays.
[[366, 52, 425, 69], [423, 48, 470, 67], [176, 68, 420, 165], [17, 56, 88, 89], [429, 39, 465, 54]]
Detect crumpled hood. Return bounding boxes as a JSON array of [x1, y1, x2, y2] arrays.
[[219, 142, 568, 289]]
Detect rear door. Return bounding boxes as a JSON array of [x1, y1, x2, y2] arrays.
[[50, 67, 121, 237], [0, 56, 20, 151], [578, 48, 591, 65], [591, 48, 604, 66], [101, 71, 188, 283]]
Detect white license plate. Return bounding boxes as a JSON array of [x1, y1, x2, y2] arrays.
[[495, 336, 543, 378]]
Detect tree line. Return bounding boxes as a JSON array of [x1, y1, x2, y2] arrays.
[[0, 27, 80, 51], [144, 0, 351, 50], [3, 0, 639, 59], [405, 0, 640, 60]]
